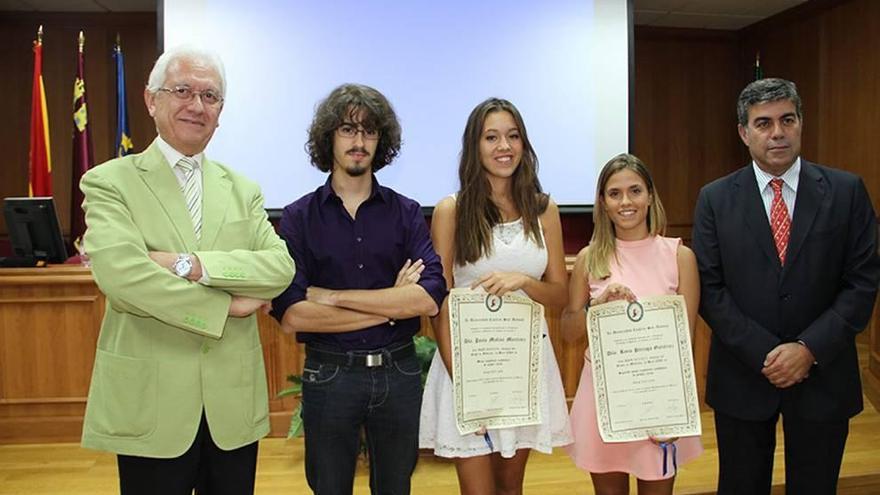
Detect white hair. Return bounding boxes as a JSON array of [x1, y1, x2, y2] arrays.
[[146, 45, 227, 96]]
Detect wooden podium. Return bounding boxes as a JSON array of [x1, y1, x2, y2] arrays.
[[0, 266, 102, 443]]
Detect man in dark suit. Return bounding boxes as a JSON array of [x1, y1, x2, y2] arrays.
[[692, 78, 880, 495]]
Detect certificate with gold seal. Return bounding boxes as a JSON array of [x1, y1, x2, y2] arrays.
[[448, 288, 544, 435], [587, 295, 701, 442]]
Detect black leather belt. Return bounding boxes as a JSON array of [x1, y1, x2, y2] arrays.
[[305, 341, 414, 368]]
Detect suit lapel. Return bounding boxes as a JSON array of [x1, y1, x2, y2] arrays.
[[783, 161, 824, 275], [135, 142, 198, 249], [199, 158, 231, 249], [735, 166, 781, 271]]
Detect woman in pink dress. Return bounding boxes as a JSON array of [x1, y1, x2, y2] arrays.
[[563, 153, 703, 495]]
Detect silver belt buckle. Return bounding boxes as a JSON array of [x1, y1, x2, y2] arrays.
[[365, 353, 383, 367]]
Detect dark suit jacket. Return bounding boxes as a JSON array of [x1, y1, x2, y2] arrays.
[[692, 160, 880, 421]]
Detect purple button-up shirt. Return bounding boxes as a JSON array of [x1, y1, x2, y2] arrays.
[[271, 176, 446, 350]]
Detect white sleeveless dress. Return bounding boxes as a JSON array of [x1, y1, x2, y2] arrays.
[[419, 217, 573, 458]]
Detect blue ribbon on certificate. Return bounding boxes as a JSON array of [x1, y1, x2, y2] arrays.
[[660, 442, 677, 476]]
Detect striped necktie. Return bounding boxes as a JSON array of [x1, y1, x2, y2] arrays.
[[176, 157, 202, 241], [769, 178, 790, 264]]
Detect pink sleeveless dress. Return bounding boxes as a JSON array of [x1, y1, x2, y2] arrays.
[[566, 236, 703, 480]]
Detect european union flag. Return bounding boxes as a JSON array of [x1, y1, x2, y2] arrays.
[[114, 37, 133, 157]]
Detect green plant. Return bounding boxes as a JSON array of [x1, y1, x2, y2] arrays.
[[277, 335, 438, 439], [277, 374, 304, 438], [413, 335, 438, 386]]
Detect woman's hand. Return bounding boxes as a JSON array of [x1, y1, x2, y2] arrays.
[[649, 435, 679, 445], [471, 271, 531, 296], [592, 283, 636, 306]]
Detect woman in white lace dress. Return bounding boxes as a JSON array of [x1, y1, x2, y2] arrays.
[[419, 98, 572, 494]]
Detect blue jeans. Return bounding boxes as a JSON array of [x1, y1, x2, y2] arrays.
[[301, 343, 423, 495]]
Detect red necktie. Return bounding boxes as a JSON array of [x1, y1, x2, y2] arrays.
[[770, 178, 790, 264]]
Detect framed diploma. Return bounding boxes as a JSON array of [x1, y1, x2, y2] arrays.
[[587, 294, 701, 442], [448, 288, 544, 435]]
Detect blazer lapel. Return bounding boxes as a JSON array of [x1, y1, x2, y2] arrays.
[[199, 158, 231, 249], [735, 166, 781, 271], [135, 142, 198, 249], [783, 161, 824, 275]]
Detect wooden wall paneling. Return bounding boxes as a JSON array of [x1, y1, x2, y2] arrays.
[[816, 0, 880, 208], [741, 15, 823, 162], [865, 295, 880, 409], [632, 27, 744, 241], [0, 13, 158, 237], [0, 16, 33, 236]]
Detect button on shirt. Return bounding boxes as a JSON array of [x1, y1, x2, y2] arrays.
[[271, 176, 447, 350]]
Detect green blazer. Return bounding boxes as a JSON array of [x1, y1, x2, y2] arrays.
[[80, 141, 295, 458]]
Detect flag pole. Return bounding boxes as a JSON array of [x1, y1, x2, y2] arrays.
[[71, 29, 94, 248], [29, 24, 52, 197]]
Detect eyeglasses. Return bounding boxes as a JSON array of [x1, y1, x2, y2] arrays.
[[158, 86, 224, 106], [336, 123, 380, 141]]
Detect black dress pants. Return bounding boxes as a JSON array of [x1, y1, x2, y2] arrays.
[[117, 412, 259, 495], [715, 410, 848, 495]]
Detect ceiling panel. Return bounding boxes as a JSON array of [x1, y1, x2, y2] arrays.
[[0, 0, 155, 11], [1, 0, 808, 30], [634, 0, 807, 30]]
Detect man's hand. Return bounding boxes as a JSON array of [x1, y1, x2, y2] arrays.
[[762, 342, 814, 388], [148, 251, 203, 281], [395, 258, 425, 287], [306, 287, 337, 306], [228, 296, 269, 317], [471, 271, 530, 296]]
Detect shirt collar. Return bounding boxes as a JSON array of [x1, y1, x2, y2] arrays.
[[319, 174, 388, 205], [752, 157, 801, 192], [154, 136, 205, 170]]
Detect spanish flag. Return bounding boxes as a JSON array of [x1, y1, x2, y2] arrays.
[[29, 25, 52, 197], [71, 31, 94, 244], [114, 35, 133, 157]]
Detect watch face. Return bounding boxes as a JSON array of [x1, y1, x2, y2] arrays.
[[174, 256, 192, 277]]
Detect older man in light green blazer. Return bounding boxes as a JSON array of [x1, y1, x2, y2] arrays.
[[80, 45, 294, 495]]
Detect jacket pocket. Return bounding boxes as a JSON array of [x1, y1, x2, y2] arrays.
[[242, 346, 269, 426], [88, 350, 158, 438]]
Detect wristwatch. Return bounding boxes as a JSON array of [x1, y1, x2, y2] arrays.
[[172, 254, 193, 278]]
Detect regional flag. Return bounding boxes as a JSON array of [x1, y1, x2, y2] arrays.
[[28, 25, 52, 197], [114, 36, 133, 157], [70, 31, 95, 244]]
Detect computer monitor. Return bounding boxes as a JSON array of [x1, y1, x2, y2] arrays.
[[4, 197, 68, 264]]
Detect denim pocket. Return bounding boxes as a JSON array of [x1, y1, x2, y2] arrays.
[[393, 355, 422, 376], [302, 360, 341, 385]]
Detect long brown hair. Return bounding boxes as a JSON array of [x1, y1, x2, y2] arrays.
[[455, 98, 548, 265], [588, 153, 667, 279]]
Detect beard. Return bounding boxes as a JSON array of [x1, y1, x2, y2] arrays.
[[340, 147, 372, 177], [343, 162, 369, 177]]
